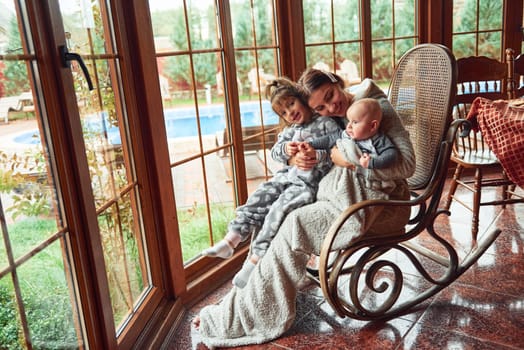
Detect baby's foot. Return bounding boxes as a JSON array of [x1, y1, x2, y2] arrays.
[[232, 260, 256, 288], [201, 240, 234, 259]]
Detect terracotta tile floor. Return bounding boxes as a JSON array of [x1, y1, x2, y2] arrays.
[[166, 176, 524, 350]]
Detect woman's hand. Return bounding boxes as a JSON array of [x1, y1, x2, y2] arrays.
[[293, 143, 317, 170], [331, 146, 355, 170]]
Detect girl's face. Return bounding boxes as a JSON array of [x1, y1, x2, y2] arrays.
[[275, 96, 313, 125], [307, 82, 350, 117]]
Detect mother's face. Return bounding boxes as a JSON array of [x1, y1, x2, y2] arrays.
[[307, 82, 350, 117]]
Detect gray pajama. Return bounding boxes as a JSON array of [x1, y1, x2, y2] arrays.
[[228, 115, 341, 258]]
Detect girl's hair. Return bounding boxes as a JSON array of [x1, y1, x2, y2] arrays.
[[265, 77, 307, 112], [297, 68, 345, 98]]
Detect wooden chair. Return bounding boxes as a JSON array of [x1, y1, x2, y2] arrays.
[[308, 44, 502, 320], [443, 53, 519, 239], [507, 48, 524, 98]]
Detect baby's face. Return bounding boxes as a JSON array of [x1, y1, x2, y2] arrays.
[[345, 104, 378, 140], [275, 96, 313, 125]]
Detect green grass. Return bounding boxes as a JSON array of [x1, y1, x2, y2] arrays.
[[1, 204, 235, 273], [177, 202, 235, 262], [0, 203, 233, 346], [0, 217, 78, 349]]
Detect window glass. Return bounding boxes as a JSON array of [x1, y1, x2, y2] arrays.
[[452, 0, 503, 59], [0, 1, 85, 347], [150, 0, 280, 264]]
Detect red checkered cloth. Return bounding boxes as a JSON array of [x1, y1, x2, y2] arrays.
[[467, 97, 524, 187]]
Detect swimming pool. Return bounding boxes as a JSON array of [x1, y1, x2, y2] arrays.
[[12, 101, 279, 145], [164, 101, 278, 138]]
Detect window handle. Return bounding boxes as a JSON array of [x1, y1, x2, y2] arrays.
[[59, 45, 94, 90]]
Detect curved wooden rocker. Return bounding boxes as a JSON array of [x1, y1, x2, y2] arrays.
[[310, 44, 502, 320]]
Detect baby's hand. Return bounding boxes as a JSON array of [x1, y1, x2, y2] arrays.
[[360, 153, 370, 168], [286, 141, 300, 156]]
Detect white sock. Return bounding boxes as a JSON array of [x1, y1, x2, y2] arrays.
[[201, 240, 234, 259], [232, 260, 257, 288]]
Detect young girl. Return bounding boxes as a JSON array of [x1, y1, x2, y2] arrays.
[[202, 77, 341, 287]]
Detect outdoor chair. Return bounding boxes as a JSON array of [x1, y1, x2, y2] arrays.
[[308, 43, 503, 320], [443, 52, 521, 239], [215, 124, 279, 158]]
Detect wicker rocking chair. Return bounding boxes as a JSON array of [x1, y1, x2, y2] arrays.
[[308, 44, 502, 320]]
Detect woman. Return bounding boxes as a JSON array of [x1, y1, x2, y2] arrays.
[[296, 68, 355, 169], [194, 70, 416, 348]]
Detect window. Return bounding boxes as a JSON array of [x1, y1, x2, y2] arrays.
[[452, 0, 504, 59], [0, 0, 165, 347], [148, 0, 282, 269], [0, 0, 521, 347], [0, 2, 87, 347], [303, 0, 364, 85], [303, 0, 419, 87]]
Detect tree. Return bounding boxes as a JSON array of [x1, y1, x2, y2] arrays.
[[303, 0, 333, 65], [164, 5, 216, 90], [4, 16, 29, 96], [0, 61, 6, 97], [453, 0, 503, 58], [230, 0, 279, 87]]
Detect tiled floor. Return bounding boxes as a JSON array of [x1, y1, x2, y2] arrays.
[[167, 176, 524, 350]]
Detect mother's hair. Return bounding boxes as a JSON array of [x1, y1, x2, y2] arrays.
[[297, 68, 345, 97]]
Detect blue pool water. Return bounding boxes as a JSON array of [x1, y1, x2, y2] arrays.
[[13, 101, 279, 145]]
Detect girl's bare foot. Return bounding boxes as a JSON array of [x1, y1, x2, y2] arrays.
[[192, 315, 201, 330]]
